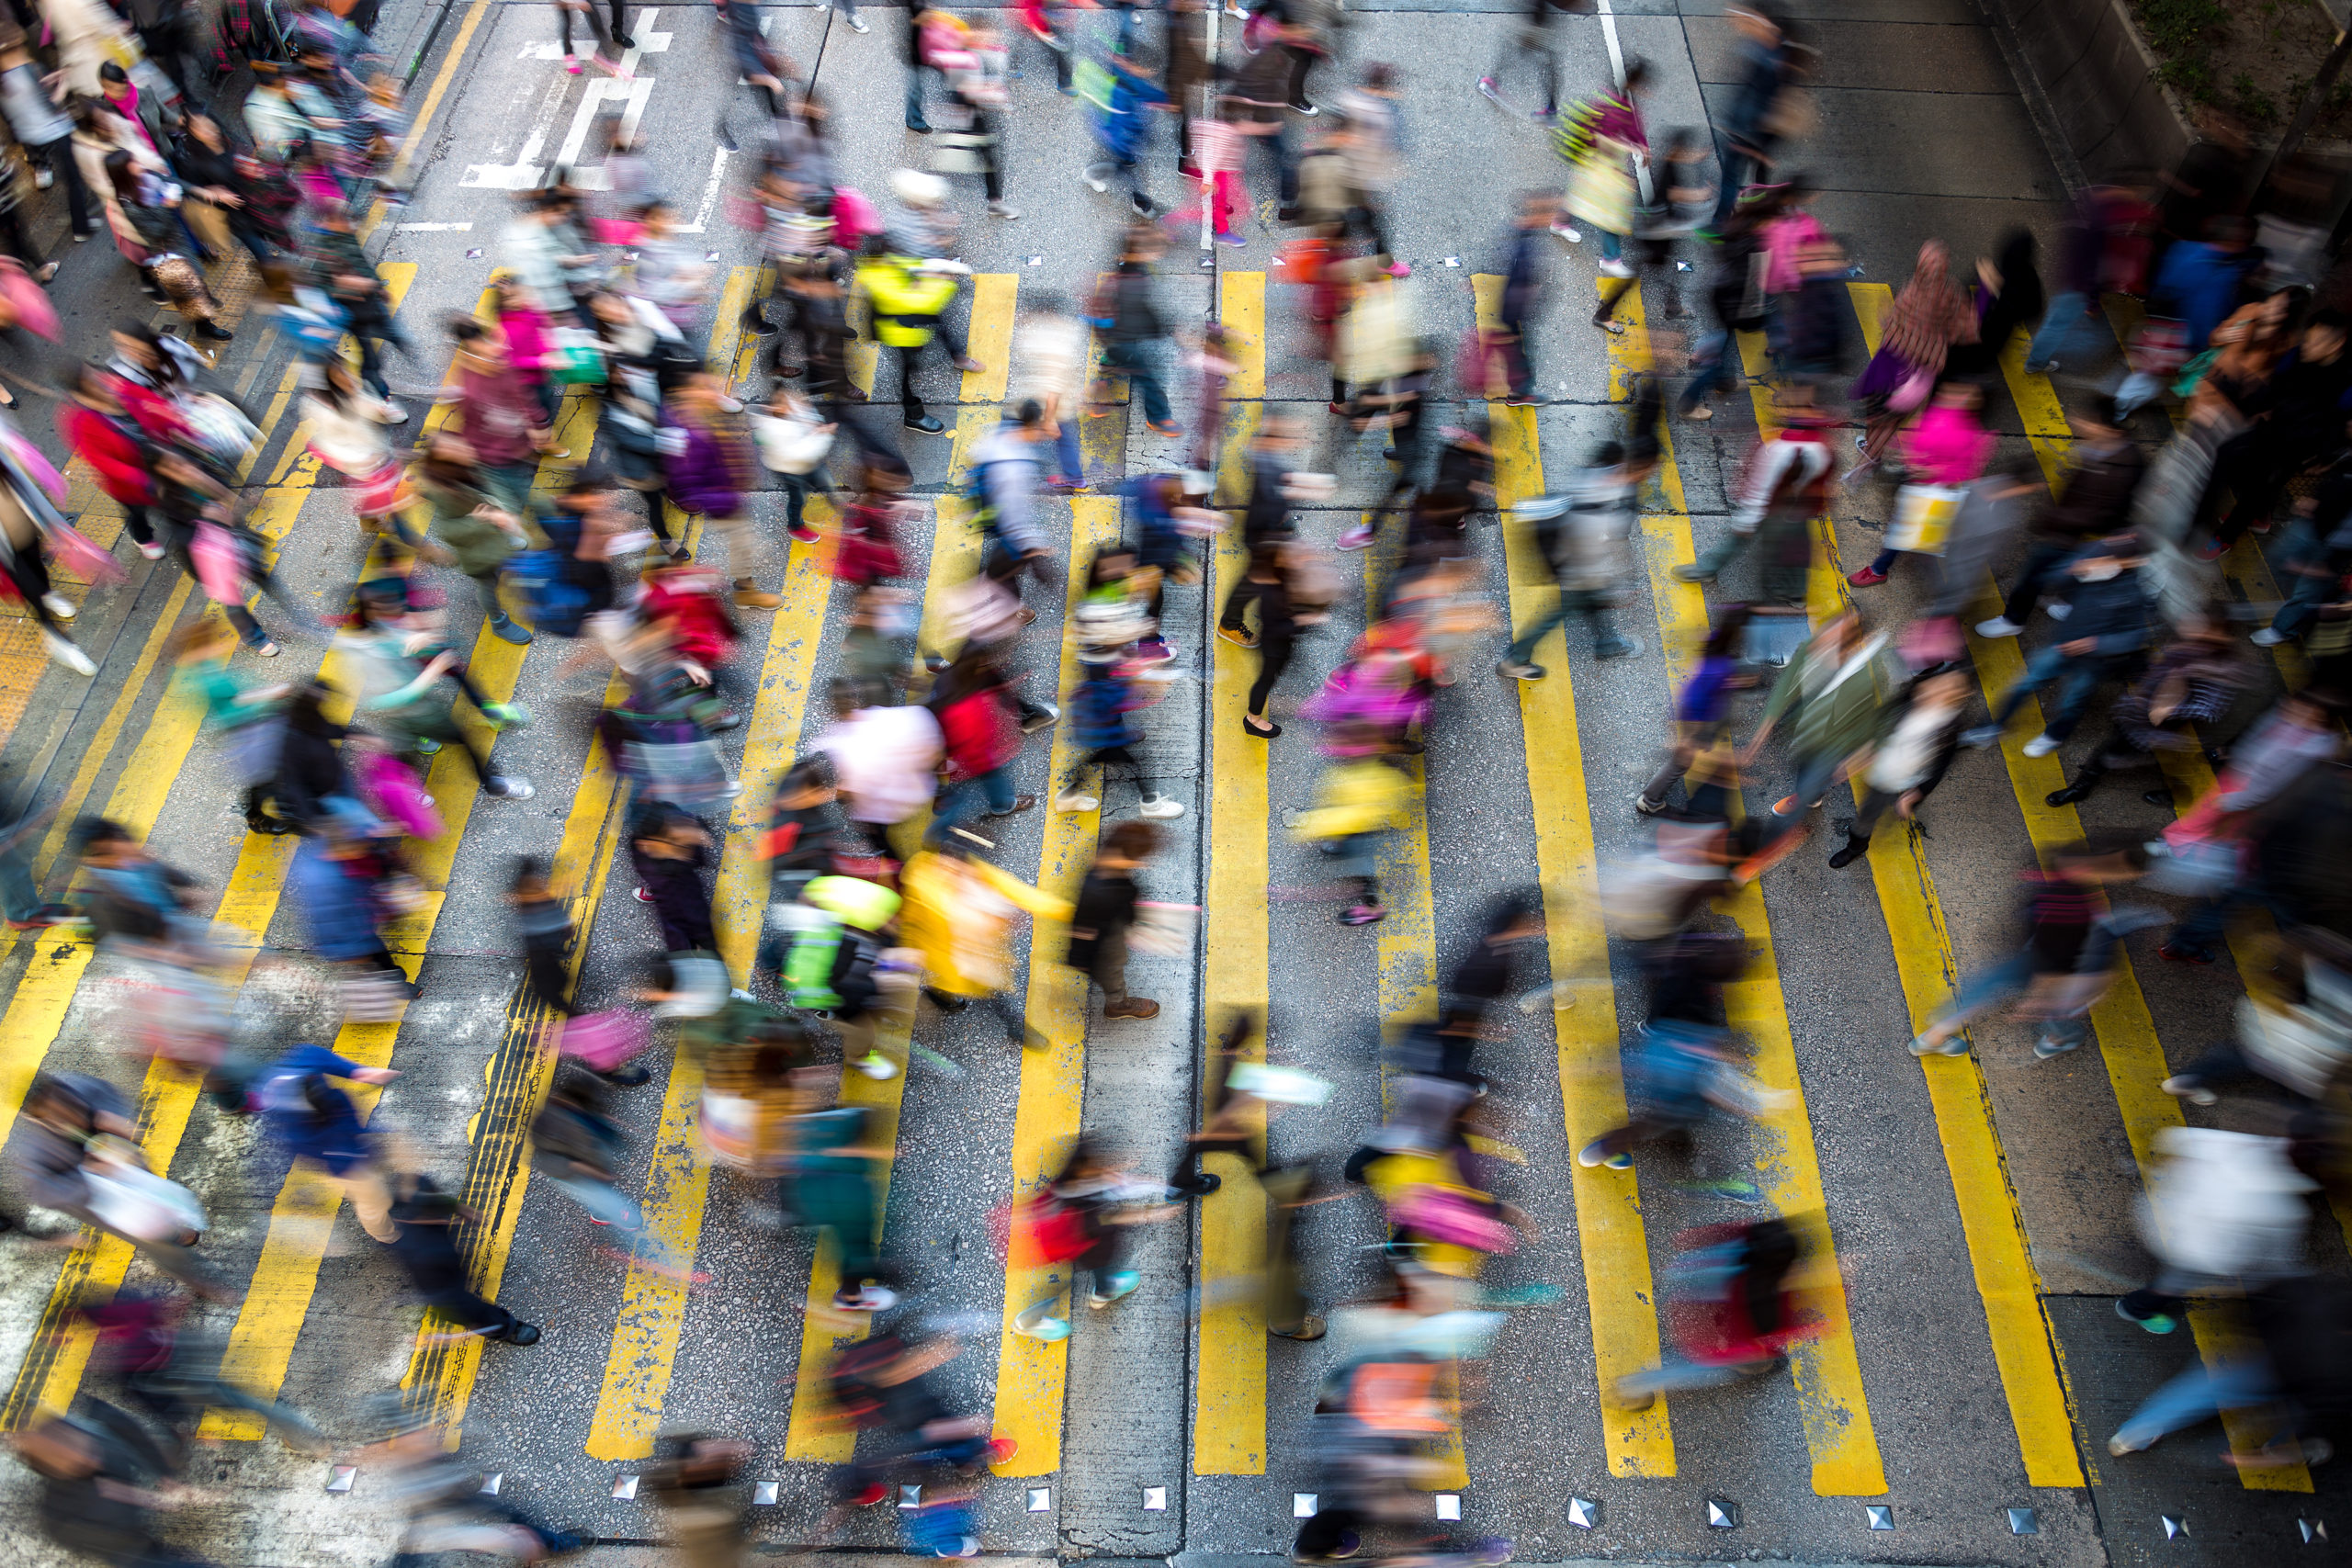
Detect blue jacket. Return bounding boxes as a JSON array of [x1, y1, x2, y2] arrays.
[[291, 838, 384, 963], [259, 1044, 378, 1176], [2152, 242, 2252, 351], [2052, 559, 2154, 660]]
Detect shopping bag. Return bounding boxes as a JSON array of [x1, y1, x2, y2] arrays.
[[560, 1008, 654, 1071], [41, 521, 126, 585], [1885, 483, 1962, 556], [0, 257, 60, 342]]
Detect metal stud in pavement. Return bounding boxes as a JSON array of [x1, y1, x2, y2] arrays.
[[2163, 1517, 2189, 1541], [1865, 1506, 1893, 1531], [611, 1476, 639, 1501], [325, 1466, 356, 1494], [2301, 1518, 2328, 1543], [1143, 1487, 1168, 1512], [1706, 1498, 1739, 1529], [479, 1473, 503, 1497], [753, 1481, 779, 1506], [2008, 1507, 2039, 1536], [1294, 1494, 1318, 1518], [899, 1484, 922, 1509], [1566, 1497, 1600, 1530], [1027, 1488, 1052, 1513], [1435, 1495, 1461, 1521]]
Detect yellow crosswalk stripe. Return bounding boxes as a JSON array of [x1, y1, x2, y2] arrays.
[[1724, 293, 2093, 1485], [1, 271, 430, 1427], [1603, 287, 1886, 1496], [987, 492, 1122, 1477], [1855, 282, 2311, 1492], [1472, 276, 1673, 1478], [1192, 271, 1272, 1475], [782, 276, 1020, 1462]]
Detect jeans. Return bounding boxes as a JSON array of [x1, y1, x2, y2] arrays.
[[1931, 950, 2035, 1033], [1051, 418, 1081, 485], [1509, 586, 1626, 662], [778, 469, 827, 529], [543, 1169, 644, 1232], [1597, 229, 1623, 262], [1101, 339, 1172, 428], [1991, 645, 2107, 742], [1679, 328, 1738, 412], [2025, 290, 2097, 370], [2111, 1359, 2277, 1451], [2268, 519, 2337, 640], [1711, 130, 1766, 224], [929, 764, 1018, 841], [32, 138, 92, 236], [1620, 1351, 1781, 1399]]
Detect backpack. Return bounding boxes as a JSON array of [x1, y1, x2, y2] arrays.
[[782, 914, 881, 1014], [507, 548, 593, 637]]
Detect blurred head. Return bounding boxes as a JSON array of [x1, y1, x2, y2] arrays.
[[1099, 820, 1162, 867], [2052, 838, 2151, 884], [2301, 309, 2348, 363]]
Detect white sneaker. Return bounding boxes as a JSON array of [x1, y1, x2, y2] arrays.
[[1054, 792, 1099, 812], [379, 400, 410, 426], [2161, 1075, 2219, 1108], [41, 630, 95, 675], [988, 201, 1020, 220], [1548, 222, 1581, 243], [855, 1050, 899, 1080], [40, 592, 74, 621], [1598, 258, 1634, 278], [2045, 601, 2072, 621], [1973, 616, 2024, 638], [1138, 795, 1185, 819], [2022, 734, 2061, 759], [2252, 626, 2290, 647], [138, 542, 166, 561]]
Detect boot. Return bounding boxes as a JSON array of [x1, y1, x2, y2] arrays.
[[733, 579, 781, 609], [1103, 997, 1159, 1020]]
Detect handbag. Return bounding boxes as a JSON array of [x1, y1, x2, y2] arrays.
[[1563, 139, 1636, 237], [41, 521, 126, 585], [0, 257, 59, 343], [1390, 1188, 1519, 1255], [184, 198, 234, 261], [1885, 483, 1962, 556], [560, 1008, 654, 1071], [356, 749, 445, 840], [929, 131, 993, 176], [548, 327, 606, 387]]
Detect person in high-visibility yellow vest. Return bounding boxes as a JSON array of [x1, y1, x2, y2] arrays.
[[854, 237, 973, 435]]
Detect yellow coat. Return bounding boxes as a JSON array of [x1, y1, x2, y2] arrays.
[[1291, 757, 1416, 842], [899, 851, 1072, 998]]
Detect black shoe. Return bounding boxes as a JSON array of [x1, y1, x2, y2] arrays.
[[908, 118, 933, 134], [197, 323, 233, 343], [603, 1064, 653, 1088], [741, 308, 775, 336], [1171, 1173, 1221, 1199], [503, 1321, 542, 1346], [614, 32, 636, 47], [1243, 716, 1281, 739], [1826, 839, 1867, 870], [928, 989, 972, 1013], [2046, 782, 2095, 807], [904, 414, 945, 434], [2142, 788, 2175, 807]]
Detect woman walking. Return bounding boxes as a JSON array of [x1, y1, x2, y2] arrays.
[[1847, 240, 1972, 480], [1230, 540, 1299, 739]]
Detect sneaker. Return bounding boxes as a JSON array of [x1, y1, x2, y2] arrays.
[[31, 166, 50, 190], [1216, 626, 1258, 649], [1682, 403, 1714, 422], [2161, 1075, 2219, 1108], [1960, 724, 2003, 749], [2045, 601, 2073, 621], [853, 1483, 890, 1507], [487, 775, 536, 800], [988, 200, 1020, 220], [1133, 638, 1173, 665], [490, 615, 533, 645], [733, 581, 782, 609], [1138, 795, 1185, 819], [40, 592, 74, 621], [1548, 221, 1581, 243], [1595, 636, 1642, 660], [1271, 1314, 1329, 1340], [1147, 419, 1184, 438], [1088, 1269, 1141, 1307], [2021, 733, 2061, 759], [564, 51, 581, 73], [1336, 523, 1375, 552], [855, 1050, 899, 1080], [2252, 626, 2290, 647], [1289, 101, 1317, 116], [1498, 660, 1544, 681], [1577, 1139, 1632, 1170], [1633, 793, 1666, 816], [2116, 1299, 2176, 1334], [788, 522, 821, 545], [1020, 703, 1059, 732], [1082, 166, 1112, 194], [840, 7, 871, 30], [2032, 1032, 2080, 1059], [2106, 1433, 2145, 1458], [40, 630, 95, 675], [1909, 1031, 1969, 1057], [1054, 792, 1098, 812], [1340, 904, 1386, 926], [904, 414, 946, 434], [2158, 941, 2215, 966], [1476, 75, 1502, 104], [1598, 258, 1634, 278], [1847, 565, 1888, 587], [2193, 538, 2228, 562], [938, 1538, 981, 1559], [138, 541, 167, 561], [1014, 1315, 1071, 1342], [835, 1285, 899, 1312], [1668, 562, 1714, 584], [1973, 615, 2024, 638], [380, 400, 411, 425], [741, 308, 776, 337], [246, 638, 281, 658]]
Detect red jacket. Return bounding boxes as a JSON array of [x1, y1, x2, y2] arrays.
[[641, 572, 737, 668], [939, 688, 1019, 782], [61, 402, 154, 506]]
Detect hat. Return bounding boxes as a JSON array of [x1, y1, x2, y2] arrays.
[[888, 169, 948, 209]]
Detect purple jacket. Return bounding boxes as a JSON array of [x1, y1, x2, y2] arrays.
[[662, 413, 744, 517]]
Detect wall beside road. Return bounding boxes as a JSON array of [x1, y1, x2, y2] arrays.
[[1975, 0, 2190, 185]]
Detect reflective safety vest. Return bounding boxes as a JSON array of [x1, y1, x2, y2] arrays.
[[859, 257, 958, 347]]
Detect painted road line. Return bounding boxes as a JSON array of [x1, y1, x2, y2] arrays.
[[780, 276, 1020, 1462], [917, 274, 1021, 669], [1853, 285, 2309, 1493], [195, 369, 575, 1436], [1472, 275, 1672, 1479], [987, 493, 1121, 1478], [1611, 291, 1886, 1497], [1749, 298, 2089, 1487], [1192, 271, 1272, 1477]]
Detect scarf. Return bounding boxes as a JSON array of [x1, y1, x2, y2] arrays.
[[1882, 242, 1974, 375]]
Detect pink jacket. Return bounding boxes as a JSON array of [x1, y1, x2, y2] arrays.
[[1901, 403, 1996, 486], [1762, 211, 1826, 295], [498, 303, 553, 386]]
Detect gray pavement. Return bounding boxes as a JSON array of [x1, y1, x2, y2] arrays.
[[0, 4, 2346, 1568]]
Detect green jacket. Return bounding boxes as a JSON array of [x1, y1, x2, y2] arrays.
[[420, 475, 517, 577], [1760, 633, 1901, 765]]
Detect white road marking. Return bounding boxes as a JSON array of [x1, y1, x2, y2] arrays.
[[673, 146, 730, 234]]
